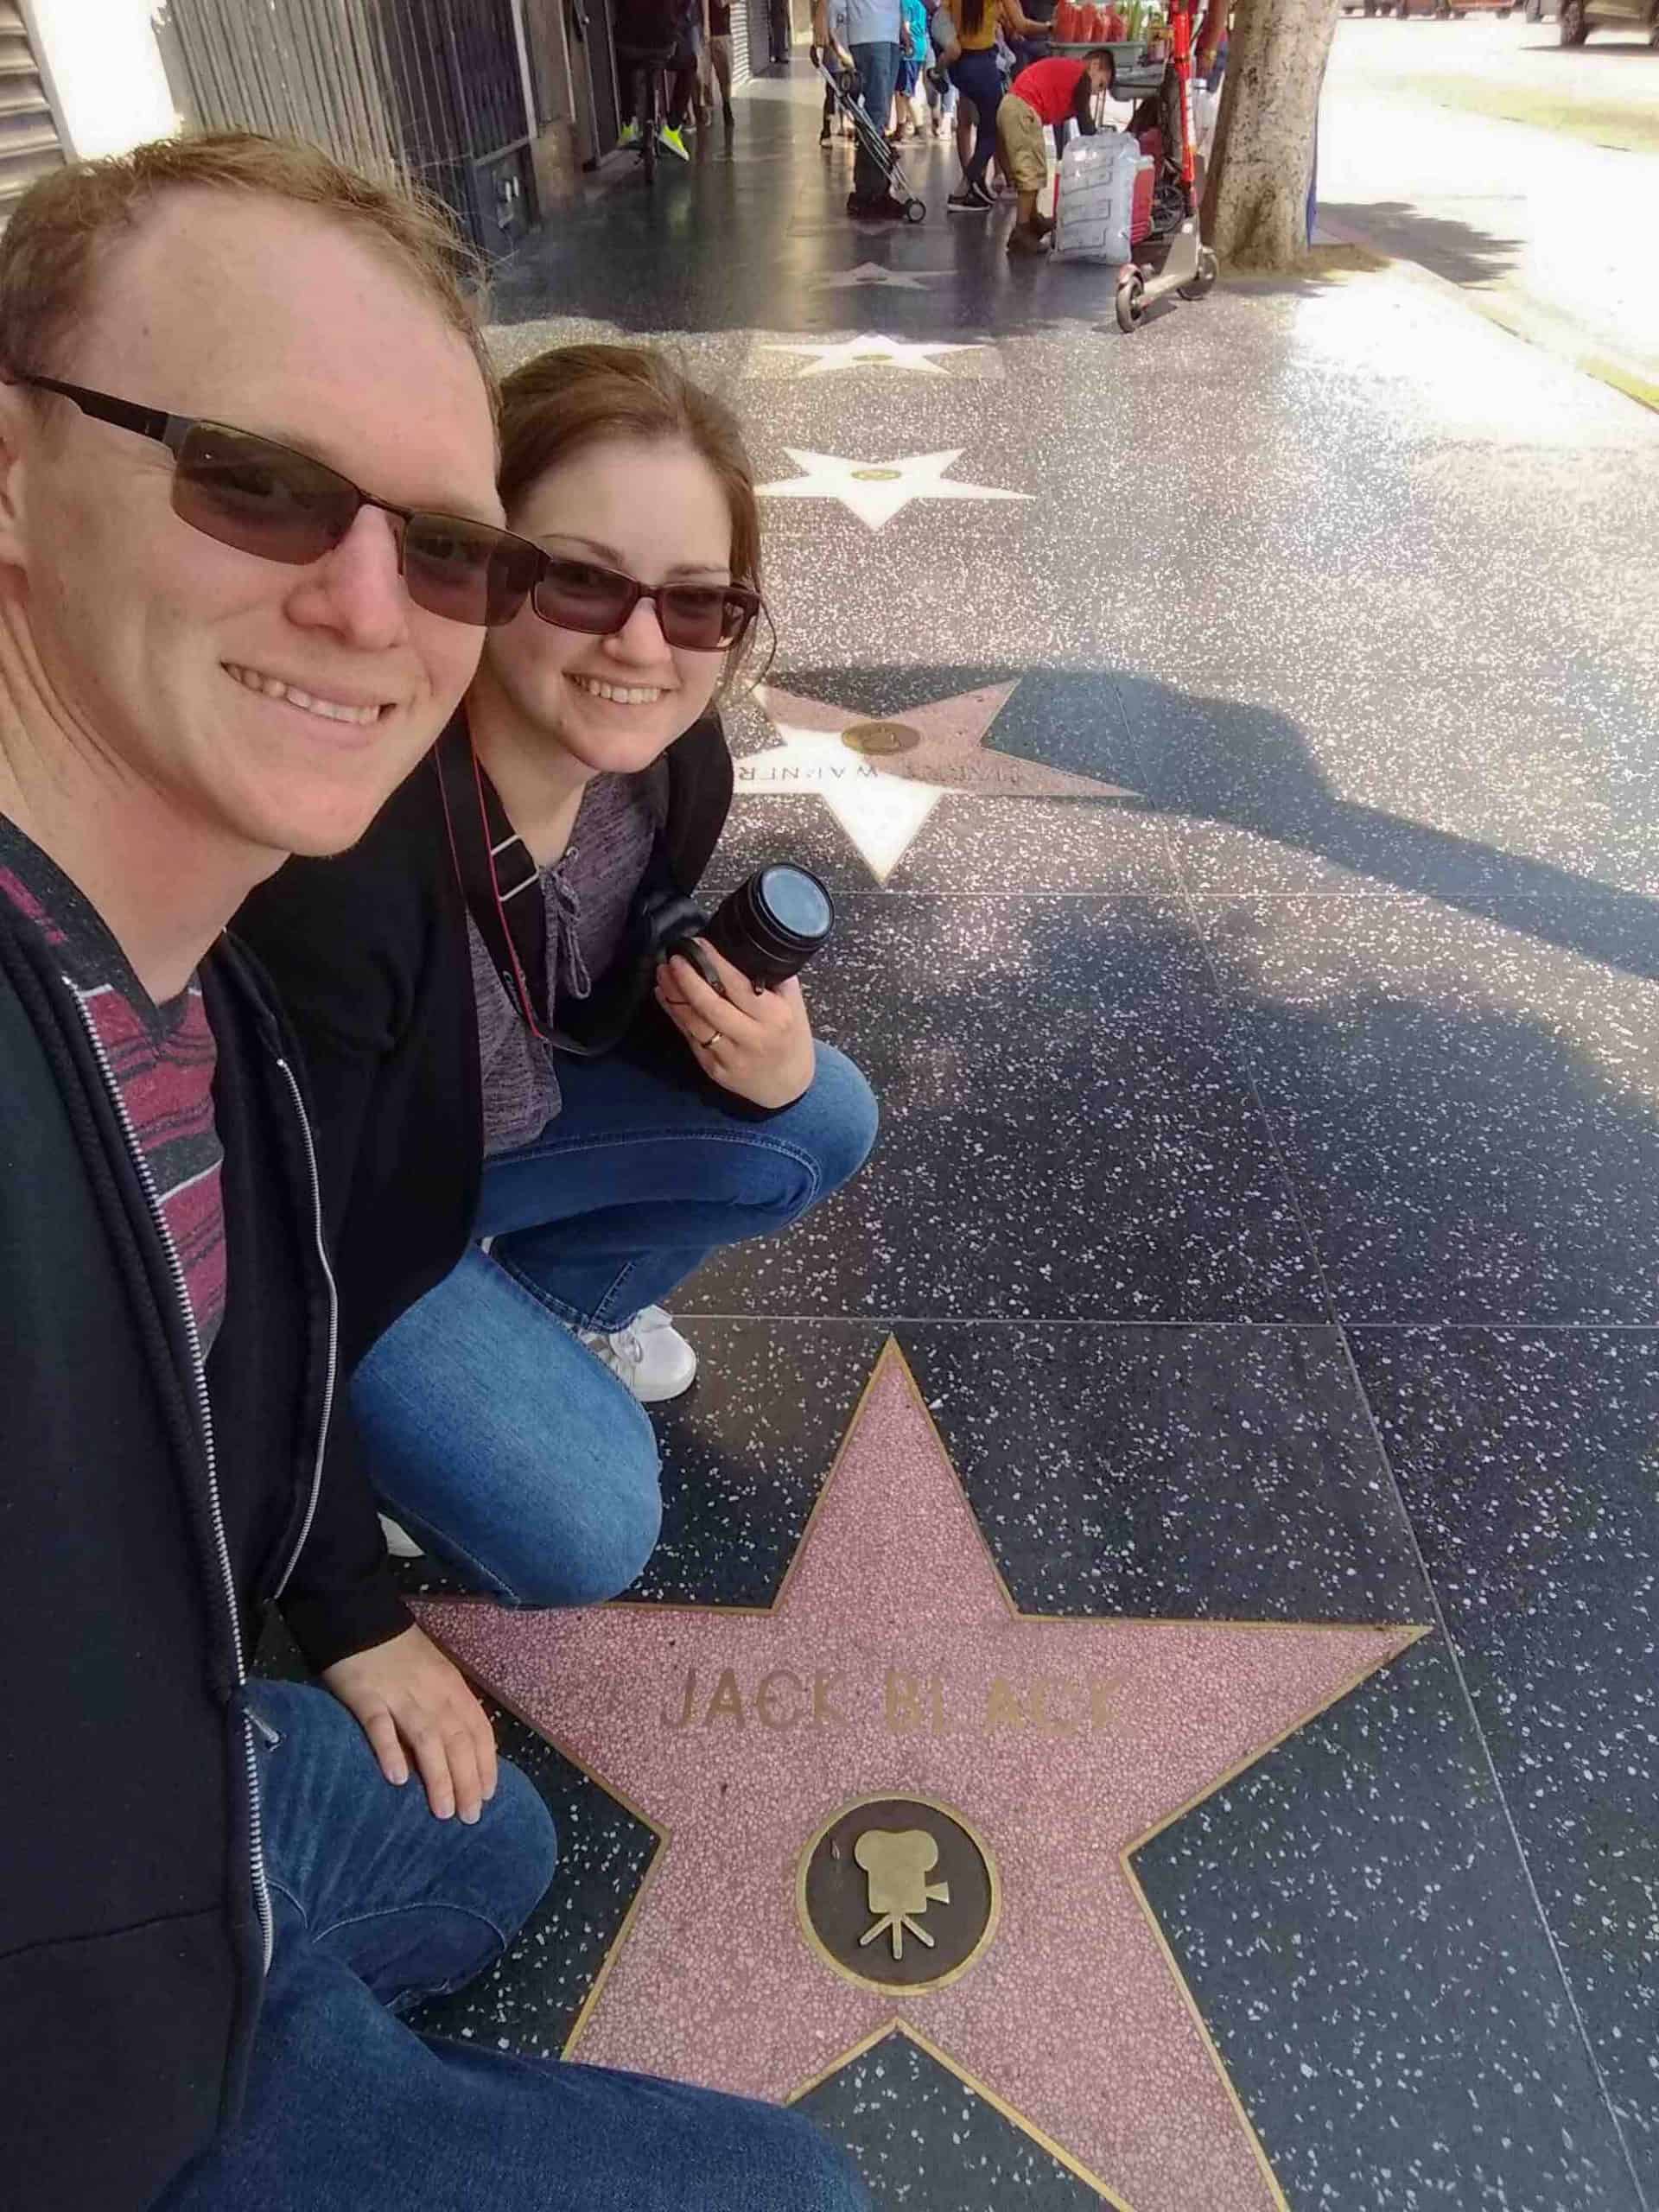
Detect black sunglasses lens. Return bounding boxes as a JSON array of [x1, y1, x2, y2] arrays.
[[174, 423, 356, 564], [532, 559, 759, 650], [405, 517, 538, 628], [532, 556, 638, 636], [657, 587, 750, 650]]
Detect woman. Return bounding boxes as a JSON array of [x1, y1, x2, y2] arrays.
[[237, 345, 878, 1609], [936, 0, 1047, 209]]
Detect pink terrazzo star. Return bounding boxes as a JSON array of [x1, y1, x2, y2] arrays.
[[740, 680, 1137, 883], [423, 1344, 1423, 2212]]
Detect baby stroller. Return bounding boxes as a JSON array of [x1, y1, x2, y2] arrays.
[[816, 52, 929, 222], [1112, 0, 1217, 330]]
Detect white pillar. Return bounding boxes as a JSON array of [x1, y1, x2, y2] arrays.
[[22, 0, 177, 160]]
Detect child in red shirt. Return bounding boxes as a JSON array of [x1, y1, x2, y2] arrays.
[[997, 47, 1116, 252]]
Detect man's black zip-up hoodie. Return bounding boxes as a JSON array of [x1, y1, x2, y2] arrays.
[[0, 895, 411, 2211]]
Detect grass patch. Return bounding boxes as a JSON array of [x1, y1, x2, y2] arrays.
[[1397, 71, 1659, 156]]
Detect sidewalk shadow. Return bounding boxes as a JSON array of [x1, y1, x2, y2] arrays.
[[766, 660, 1659, 985], [1318, 200, 1523, 287]]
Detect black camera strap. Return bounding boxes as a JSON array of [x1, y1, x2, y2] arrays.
[[433, 714, 552, 1043]]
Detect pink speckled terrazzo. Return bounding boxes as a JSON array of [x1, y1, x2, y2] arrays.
[[421, 1342, 1421, 2211]]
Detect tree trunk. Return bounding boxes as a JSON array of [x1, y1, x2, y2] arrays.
[[1201, 0, 1340, 270]]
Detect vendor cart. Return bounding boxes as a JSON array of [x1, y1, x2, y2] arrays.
[[1052, 0, 1217, 329]]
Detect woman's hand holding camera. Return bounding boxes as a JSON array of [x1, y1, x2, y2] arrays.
[[656, 939, 816, 1109]]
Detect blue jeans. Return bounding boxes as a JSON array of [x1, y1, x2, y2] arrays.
[[351, 1042, 878, 1607], [156, 1684, 866, 2211], [948, 46, 1002, 188], [849, 39, 901, 201]]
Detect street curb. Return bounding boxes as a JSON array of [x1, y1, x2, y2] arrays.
[[1314, 212, 1659, 418]]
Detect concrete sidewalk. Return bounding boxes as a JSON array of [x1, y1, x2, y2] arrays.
[[1318, 15, 1659, 409]]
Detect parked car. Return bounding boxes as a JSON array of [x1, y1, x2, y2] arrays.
[[1555, 0, 1658, 39], [1340, 0, 1517, 15]]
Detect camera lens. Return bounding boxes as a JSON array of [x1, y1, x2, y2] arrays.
[[756, 866, 833, 944], [703, 864, 836, 988]]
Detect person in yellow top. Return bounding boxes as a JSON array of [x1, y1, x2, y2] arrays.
[[933, 0, 1047, 209]]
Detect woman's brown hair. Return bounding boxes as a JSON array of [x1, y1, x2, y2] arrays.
[[496, 344, 766, 683]]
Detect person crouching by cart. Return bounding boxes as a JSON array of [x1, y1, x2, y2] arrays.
[[998, 46, 1115, 254]]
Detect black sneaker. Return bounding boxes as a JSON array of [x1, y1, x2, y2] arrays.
[[948, 185, 990, 213]]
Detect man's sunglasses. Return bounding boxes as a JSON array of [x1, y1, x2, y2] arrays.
[[16, 375, 540, 628], [532, 554, 761, 652]]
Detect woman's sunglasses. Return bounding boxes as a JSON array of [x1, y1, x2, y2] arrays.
[[16, 375, 541, 628], [531, 554, 761, 652]]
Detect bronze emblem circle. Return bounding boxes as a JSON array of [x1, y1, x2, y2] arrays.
[[842, 719, 922, 758], [850, 466, 904, 482], [798, 1794, 1000, 1996]]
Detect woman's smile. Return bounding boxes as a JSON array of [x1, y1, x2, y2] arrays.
[[567, 672, 675, 708]]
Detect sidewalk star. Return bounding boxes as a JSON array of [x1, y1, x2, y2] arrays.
[[423, 1344, 1424, 2212], [758, 448, 1031, 531], [813, 262, 938, 289], [759, 333, 984, 377], [741, 681, 1137, 882]]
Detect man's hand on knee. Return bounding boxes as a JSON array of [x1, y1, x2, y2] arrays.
[[321, 1624, 499, 1824]]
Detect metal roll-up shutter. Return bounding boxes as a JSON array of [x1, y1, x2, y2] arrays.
[[744, 0, 772, 82], [0, 3, 65, 226], [730, 0, 753, 87]]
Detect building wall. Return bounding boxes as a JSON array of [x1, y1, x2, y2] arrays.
[[22, 0, 175, 158]]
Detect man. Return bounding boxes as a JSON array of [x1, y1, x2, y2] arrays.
[[813, 0, 911, 217], [613, 0, 695, 162], [0, 133, 865, 2212], [704, 0, 737, 134], [997, 45, 1116, 252]]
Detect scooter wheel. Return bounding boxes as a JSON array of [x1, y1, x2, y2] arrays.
[[1179, 247, 1218, 302], [906, 198, 927, 223], [1116, 270, 1146, 334]]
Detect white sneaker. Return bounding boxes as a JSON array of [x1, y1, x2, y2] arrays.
[[579, 1305, 699, 1404], [378, 1512, 424, 1560]]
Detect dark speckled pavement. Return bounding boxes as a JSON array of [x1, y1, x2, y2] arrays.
[[342, 62, 1658, 2212]]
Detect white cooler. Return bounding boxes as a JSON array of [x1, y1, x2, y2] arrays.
[[1052, 131, 1151, 266]]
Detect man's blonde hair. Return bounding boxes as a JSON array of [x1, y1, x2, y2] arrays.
[[0, 130, 495, 406]]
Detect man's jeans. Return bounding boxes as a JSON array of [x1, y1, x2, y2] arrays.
[[351, 1042, 878, 1607], [156, 1684, 868, 2211], [849, 40, 901, 201]]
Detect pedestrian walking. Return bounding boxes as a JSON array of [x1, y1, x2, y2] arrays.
[[704, 0, 736, 132], [614, 0, 696, 160], [924, 41, 958, 137], [891, 0, 931, 137], [932, 0, 1050, 211]]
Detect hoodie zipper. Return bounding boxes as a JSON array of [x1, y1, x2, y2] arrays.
[[267, 1057, 338, 1606], [72, 995, 276, 1973]]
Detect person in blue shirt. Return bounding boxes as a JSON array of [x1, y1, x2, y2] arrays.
[[813, 0, 911, 215], [890, 0, 930, 136]]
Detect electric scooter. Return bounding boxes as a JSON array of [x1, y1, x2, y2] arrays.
[[1115, 0, 1218, 331]]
